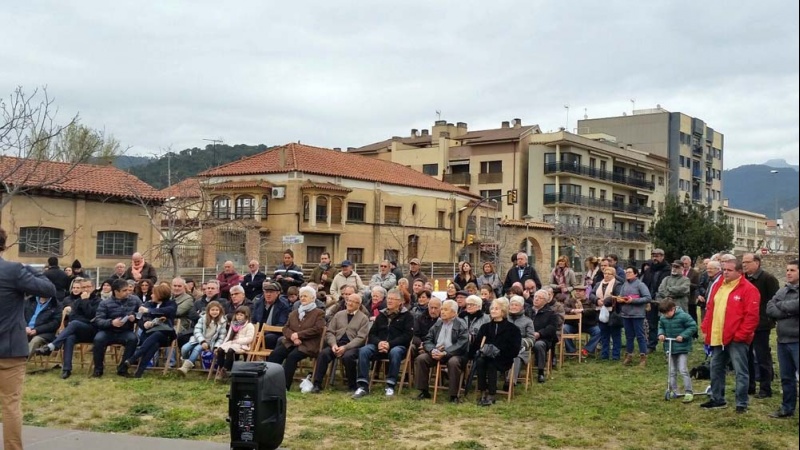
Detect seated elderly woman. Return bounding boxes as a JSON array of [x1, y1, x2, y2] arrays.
[[461, 295, 490, 357], [507, 295, 535, 389], [474, 298, 521, 406], [268, 285, 326, 390]]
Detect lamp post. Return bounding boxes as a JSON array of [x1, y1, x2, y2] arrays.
[[770, 170, 779, 220], [460, 195, 505, 264], [522, 214, 534, 262]]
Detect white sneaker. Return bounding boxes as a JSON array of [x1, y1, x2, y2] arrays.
[[385, 387, 395, 397], [352, 387, 368, 399]]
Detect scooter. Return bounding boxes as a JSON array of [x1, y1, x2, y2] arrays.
[[664, 337, 712, 401]]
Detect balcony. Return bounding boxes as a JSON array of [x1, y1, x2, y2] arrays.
[[443, 173, 471, 186], [706, 152, 714, 164], [543, 193, 655, 216], [705, 172, 713, 184], [544, 162, 655, 191], [692, 144, 704, 157], [553, 223, 649, 242], [478, 172, 503, 184], [692, 169, 703, 180]]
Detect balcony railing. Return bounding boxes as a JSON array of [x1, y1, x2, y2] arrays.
[[543, 193, 655, 216], [553, 223, 649, 242], [544, 162, 655, 191], [443, 173, 471, 185], [692, 144, 704, 156], [478, 172, 503, 184], [692, 169, 703, 180], [705, 173, 713, 184]]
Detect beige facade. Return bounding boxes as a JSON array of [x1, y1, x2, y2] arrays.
[[0, 194, 158, 268], [527, 131, 669, 266], [723, 205, 767, 254]]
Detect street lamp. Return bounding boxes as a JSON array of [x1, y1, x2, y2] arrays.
[[460, 195, 504, 263], [522, 214, 534, 262], [770, 170, 779, 220]]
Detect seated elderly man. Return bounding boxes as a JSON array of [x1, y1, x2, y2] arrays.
[[311, 293, 370, 393], [414, 299, 469, 403], [223, 285, 253, 322], [412, 296, 441, 359], [251, 281, 292, 350], [24, 295, 61, 359], [530, 289, 560, 383], [507, 295, 535, 389], [351, 288, 414, 398]]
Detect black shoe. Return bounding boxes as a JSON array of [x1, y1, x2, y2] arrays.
[[754, 391, 772, 399], [60, 370, 71, 379], [449, 396, 461, 404], [747, 387, 756, 395], [416, 391, 432, 400], [700, 400, 727, 409], [35, 346, 52, 356], [736, 406, 747, 414], [91, 370, 103, 378], [769, 410, 794, 419], [311, 385, 322, 394], [538, 374, 546, 383], [117, 360, 130, 375], [502, 382, 510, 391]]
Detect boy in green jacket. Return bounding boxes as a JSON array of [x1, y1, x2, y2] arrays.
[[658, 299, 698, 402]]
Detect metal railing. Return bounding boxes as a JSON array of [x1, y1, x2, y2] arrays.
[[552, 224, 649, 242], [478, 172, 503, 184], [543, 193, 655, 215], [544, 162, 655, 191], [443, 173, 471, 185]]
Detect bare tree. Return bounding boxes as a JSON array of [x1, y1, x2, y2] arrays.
[[382, 212, 430, 264]]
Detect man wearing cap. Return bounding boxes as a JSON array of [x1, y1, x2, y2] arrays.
[[330, 260, 366, 303], [642, 248, 671, 352], [454, 290, 469, 314], [657, 260, 691, 313], [251, 281, 291, 350], [407, 258, 428, 285]]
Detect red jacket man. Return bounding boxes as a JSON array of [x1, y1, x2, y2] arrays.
[[702, 272, 760, 346]]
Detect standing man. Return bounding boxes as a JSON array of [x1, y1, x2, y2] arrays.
[[43, 256, 70, 301], [216, 260, 240, 300], [273, 249, 304, 294], [241, 260, 267, 300], [742, 253, 781, 399], [330, 260, 366, 303], [681, 256, 701, 329], [0, 228, 56, 450], [607, 254, 626, 280], [407, 258, 428, 285], [108, 262, 127, 282], [503, 252, 542, 295], [123, 252, 158, 285], [310, 252, 337, 295], [656, 260, 691, 313], [700, 259, 760, 413], [642, 248, 670, 352], [766, 260, 799, 419], [369, 260, 397, 292], [697, 260, 722, 323]]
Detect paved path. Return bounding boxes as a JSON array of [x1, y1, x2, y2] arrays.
[[1, 426, 230, 449]]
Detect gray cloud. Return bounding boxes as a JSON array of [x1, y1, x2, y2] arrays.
[[1, 0, 797, 168]]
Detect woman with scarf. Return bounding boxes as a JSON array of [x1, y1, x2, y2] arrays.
[[268, 286, 325, 390], [591, 267, 623, 361], [454, 262, 477, 291], [477, 262, 503, 299], [584, 256, 601, 289], [214, 305, 255, 381], [474, 298, 521, 406], [97, 280, 113, 301], [119, 283, 177, 378], [549, 256, 577, 302]]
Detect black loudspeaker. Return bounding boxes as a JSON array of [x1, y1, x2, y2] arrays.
[[228, 361, 286, 450]]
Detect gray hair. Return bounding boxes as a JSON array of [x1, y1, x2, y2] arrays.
[[229, 285, 245, 295], [126, 279, 136, 288], [707, 260, 721, 270], [171, 277, 186, 287], [205, 280, 220, 288], [386, 288, 402, 301], [441, 299, 457, 312], [429, 297, 442, 307], [299, 285, 317, 299], [719, 253, 737, 262], [533, 289, 550, 302], [490, 298, 509, 318], [465, 295, 482, 307], [371, 286, 387, 299], [681, 255, 691, 264], [509, 295, 525, 307]]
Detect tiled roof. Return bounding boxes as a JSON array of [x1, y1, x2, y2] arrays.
[[353, 136, 433, 153], [208, 180, 273, 190], [200, 143, 478, 197], [300, 181, 353, 193], [159, 177, 202, 199], [456, 125, 539, 144], [0, 156, 161, 200]]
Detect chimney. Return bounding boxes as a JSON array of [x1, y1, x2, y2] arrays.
[[391, 136, 402, 141], [411, 128, 418, 137], [501, 121, 510, 128], [435, 120, 447, 126], [456, 122, 467, 129], [279, 147, 287, 167], [346, 147, 355, 152], [512, 118, 522, 128], [439, 131, 450, 138], [446, 123, 454, 127], [421, 129, 429, 136], [333, 147, 341, 151]]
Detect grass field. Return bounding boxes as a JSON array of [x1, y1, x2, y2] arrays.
[[21, 344, 799, 450]]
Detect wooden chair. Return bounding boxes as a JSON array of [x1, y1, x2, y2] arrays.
[[28, 309, 70, 371], [246, 324, 283, 361], [507, 346, 534, 398], [293, 327, 327, 383], [368, 339, 413, 394], [558, 313, 583, 369], [431, 357, 467, 403]]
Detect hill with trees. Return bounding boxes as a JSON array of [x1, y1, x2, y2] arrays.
[[723, 164, 799, 219]]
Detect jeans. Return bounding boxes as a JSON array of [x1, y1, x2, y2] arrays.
[[777, 342, 799, 415], [710, 342, 750, 407], [129, 330, 173, 377], [356, 344, 407, 389], [50, 320, 95, 371], [181, 341, 205, 363], [748, 329, 774, 395], [599, 323, 622, 360], [268, 344, 310, 390], [92, 330, 137, 374], [668, 353, 693, 393], [563, 324, 601, 353], [0, 357, 26, 450], [623, 317, 647, 355]]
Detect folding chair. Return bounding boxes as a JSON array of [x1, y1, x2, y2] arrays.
[[28, 308, 70, 370], [246, 324, 283, 361], [431, 357, 466, 403], [507, 346, 534, 398], [293, 327, 326, 383], [368, 339, 413, 394], [558, 313, 583, 369]]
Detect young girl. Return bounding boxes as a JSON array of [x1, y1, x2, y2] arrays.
[[214, 305, 255, 381], [179, 301, 228, 374]]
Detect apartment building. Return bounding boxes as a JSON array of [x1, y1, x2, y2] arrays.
[[577, 108, 724, 209], [352, 119, 542, 220], [723, 203, 767, 254], [527, 131, 669, 266]]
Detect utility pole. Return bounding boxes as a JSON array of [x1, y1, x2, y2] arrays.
[[203, 138, 224, 167]]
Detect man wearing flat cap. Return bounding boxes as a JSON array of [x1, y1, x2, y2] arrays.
[[657, 260, 692, 314], [251, 281, 291, 349]]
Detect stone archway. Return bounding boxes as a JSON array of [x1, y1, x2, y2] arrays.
[[518, 236, 544, 269]]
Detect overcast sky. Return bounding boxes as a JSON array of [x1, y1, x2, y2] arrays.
[[2, 1, 798, 169]]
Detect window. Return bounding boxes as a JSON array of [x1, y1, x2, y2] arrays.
[[347, 202, 366, 223], [560, 184, 581, 196], [212, 196, 231, 219], [331, 197, 343, 224], [316, 196, 328, 222], [437, 210, 446, 229], [19, 227, 63, 256], [544, 153, 556, 165], [383, 249, 399, 262], [307, 246, 326, 263], [347, 248, 364, 264], [97, 231, 137, 257], [600, 160, 607, 172], [589, 187, 596, 198], [589, 158, 596, 170], [599, 189, 607, 201], [260, 196, 269, 219], [384, 206, 401, 225], [658, 176, 664, 186], [422, 164, 439, 176], [679, 156, 685, 167], [479, 189, 502, 211], [408, 235, 419, 259], [599, 218, 606, 228], [587, 217, 595, 228], [479, 217, 498, 237], [480, 160, 502, 173], [302, 196, 310, 222], [235, 195, 256, 219]]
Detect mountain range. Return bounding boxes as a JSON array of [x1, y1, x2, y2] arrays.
[[723, 160, 799, 219]]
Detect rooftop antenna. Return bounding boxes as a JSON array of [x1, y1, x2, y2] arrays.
[[435, 110, 442, 121], [564, 105, 570, 130], [583, 108, 588, 120], [630, 98, 636, 113]]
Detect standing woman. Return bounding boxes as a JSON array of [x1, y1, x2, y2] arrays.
[[474, 298, 521, 406], [549, 256, 577, 302], [618, 266, 651, 367], [477, 262, 503, 298], [119, 283, 177, 378], [591, 267, 623, 361], [584, 256, 601, 289], [454, 262, 477, 291], [268, 286, 325, 390]]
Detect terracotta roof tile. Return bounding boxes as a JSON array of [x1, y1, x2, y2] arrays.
[[0, 156, 161, 200], [300, 181, 353, 193], [499, 218, 554, 230], [456, 125, 540, 144], [208, 180, 273, 191], [200, 143, 478, 197], [159, 177, 202, 199]]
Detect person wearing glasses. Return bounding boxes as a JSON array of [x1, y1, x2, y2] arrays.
[[223, 285, 253, 322], [369, 260, 397, 292]]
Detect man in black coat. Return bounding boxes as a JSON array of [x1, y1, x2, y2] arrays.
[[641, 248, 670, 352], [91, 279, 140, 377], [503, 252, 542, 295], [742, 253, 781, 398], [23, 295, 61, 358], [530, 290, 560, 383], [240, 259, 267, 300], [43, 256, 70, 301]]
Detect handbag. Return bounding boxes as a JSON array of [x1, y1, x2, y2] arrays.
[[480, 343, 500, 358], [598, 306, 610, 324]]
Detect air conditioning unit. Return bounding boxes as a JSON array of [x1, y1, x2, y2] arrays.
[[271, 187, 286, 199]]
